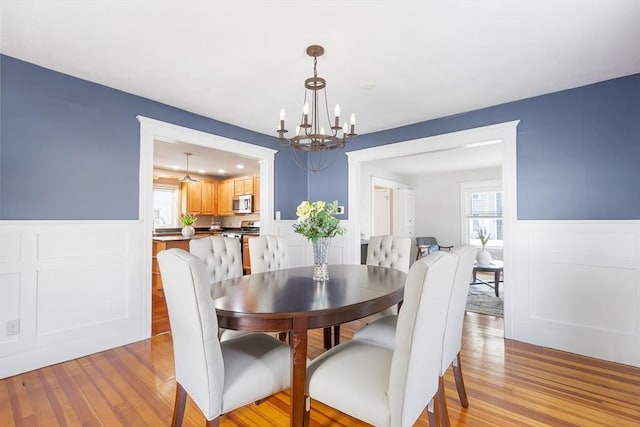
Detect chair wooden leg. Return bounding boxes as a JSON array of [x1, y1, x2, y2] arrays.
[[452, 352, 469, 408], [205, 418, 220, 427], [333, 325, 340, 346], [323, 327, 332, 349], [303, 395, 311, 427], [171, 383, 188, 427], [437, 376, 450, 427], [427, 398, 438, 426]]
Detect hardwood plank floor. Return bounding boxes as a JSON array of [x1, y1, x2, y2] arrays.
[[2, 314, 639, 426]]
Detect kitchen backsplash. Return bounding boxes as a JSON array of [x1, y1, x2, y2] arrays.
[[221, 213, 260, 227], [196, 213, 260, 228]]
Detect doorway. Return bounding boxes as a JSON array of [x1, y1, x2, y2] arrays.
[[138, 116, 277, 338], [346, 121, 519, 338], [372, 187, 391, 235]]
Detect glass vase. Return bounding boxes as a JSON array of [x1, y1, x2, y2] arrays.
[[312, 237, 331, 281]]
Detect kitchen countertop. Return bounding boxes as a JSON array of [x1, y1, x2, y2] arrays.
[[152, 234, 212, 242]]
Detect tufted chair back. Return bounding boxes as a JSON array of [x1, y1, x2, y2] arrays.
[[190, 236, 243, 283], [366, 235, 412, 273], [248, 235, 290, 273]]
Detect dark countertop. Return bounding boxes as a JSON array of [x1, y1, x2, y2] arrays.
[[152, 227, 254, 242], [152, 234, 212, 242]]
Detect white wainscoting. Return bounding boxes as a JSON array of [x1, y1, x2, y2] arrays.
[[510, 220, 640, 367], [0, 221, 146, 378], [273, 220, 349, 267]]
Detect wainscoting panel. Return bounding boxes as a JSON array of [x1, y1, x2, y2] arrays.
[[38, 231, 130, 259], [0, 233, 21, 263], [0, 273, 21, 343], [528, 261, 636, 334], [512, 221, 640, 367], [36, 262, 129, 335], [0, 221, 145, 379]]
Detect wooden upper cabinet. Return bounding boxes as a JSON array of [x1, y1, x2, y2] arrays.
[[201, 181, 217, 215], [217, 179, 234, 216], [253, 176, 260, 213], [181, 181, 202, 214], [234, 177, 244, 196], [182, 180, 217, 215], [234, 176, 255, 196]]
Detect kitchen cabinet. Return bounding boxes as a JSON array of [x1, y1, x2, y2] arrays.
[[253, 176, 260, 213], [201, 181, 217, 215], [181, 180, 217, 215], [234, 176, 255, 196], [217, 179, 235, 216], [152, 239, 190, 293], [242, 235, 253, 275], [181, 181, 202, 213]]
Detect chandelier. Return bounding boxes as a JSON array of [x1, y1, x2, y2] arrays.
[[277, 45, 357, 172]]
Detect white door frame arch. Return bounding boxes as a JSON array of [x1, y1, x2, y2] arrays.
[[346, 120, 520, 338], [137, 116, 277, 337]]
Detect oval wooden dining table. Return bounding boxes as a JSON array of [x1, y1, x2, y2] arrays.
[[211, 264, 407, 427]]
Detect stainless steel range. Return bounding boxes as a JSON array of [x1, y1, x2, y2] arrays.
[[239, 221, 260, 275], [220, 220, 260, 239], [240, 220, 260, 235], [221, 231, 242, 239]]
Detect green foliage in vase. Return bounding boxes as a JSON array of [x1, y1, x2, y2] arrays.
[[293, 200, 346, 243], [477, 226, 491, 249], [180, 213, 198, 227]]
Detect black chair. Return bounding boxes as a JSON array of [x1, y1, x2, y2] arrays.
[[415, 236, 453, 260]]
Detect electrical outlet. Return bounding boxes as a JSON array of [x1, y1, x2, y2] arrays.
[[6, 319, 20, 336], [337, 206, 345, 214]]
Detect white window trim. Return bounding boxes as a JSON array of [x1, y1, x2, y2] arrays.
[[460, 179, 503, 248], [152, 183, 180, 228]]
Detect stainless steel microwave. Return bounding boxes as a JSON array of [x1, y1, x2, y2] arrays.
[[233, 195, 252, 213]]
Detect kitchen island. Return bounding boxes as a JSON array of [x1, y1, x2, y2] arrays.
[[152, 232, 218, 294]]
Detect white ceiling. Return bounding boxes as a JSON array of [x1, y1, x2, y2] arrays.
[[153, 139, 261, 179], [2, 1, 640, 175]]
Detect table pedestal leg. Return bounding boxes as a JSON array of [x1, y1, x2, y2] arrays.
[[290, 318, 308, 427]]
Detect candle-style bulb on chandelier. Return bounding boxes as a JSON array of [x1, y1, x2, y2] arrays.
[[277, 45, 357, 173]]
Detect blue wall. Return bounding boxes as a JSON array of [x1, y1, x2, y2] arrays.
[[0, 55, 307, 220], [326, 73, 639, 220], [2, 54, 639, 220]]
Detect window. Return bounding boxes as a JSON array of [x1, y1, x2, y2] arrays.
[[460, 180, 503, 248], [153, 185, 179, 228]]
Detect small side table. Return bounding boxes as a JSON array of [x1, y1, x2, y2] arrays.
[[472, 260, 504, 297]]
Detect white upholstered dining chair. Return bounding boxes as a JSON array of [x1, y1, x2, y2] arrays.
[[157, 248, 291, 427], [352, 245, 477, 423], [305, 251, 458, 426], [248, 235, 290, 273], [324, 235, 411, 348], [190, 236, 243, 283], [366, 235, 412, 274], [190, 236, 246, 342]]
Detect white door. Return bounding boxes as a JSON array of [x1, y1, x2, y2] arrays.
[[372, 188, 391, 236]]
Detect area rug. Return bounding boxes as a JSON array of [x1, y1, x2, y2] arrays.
[[466, 284, 504, 317]]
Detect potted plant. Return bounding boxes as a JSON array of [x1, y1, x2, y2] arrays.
[[476, 226, 492, 266], [180, 213, 198, 238], [293, 200, 346, 280]]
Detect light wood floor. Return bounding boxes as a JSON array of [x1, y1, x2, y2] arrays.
[[2, 313, 639, 426]]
